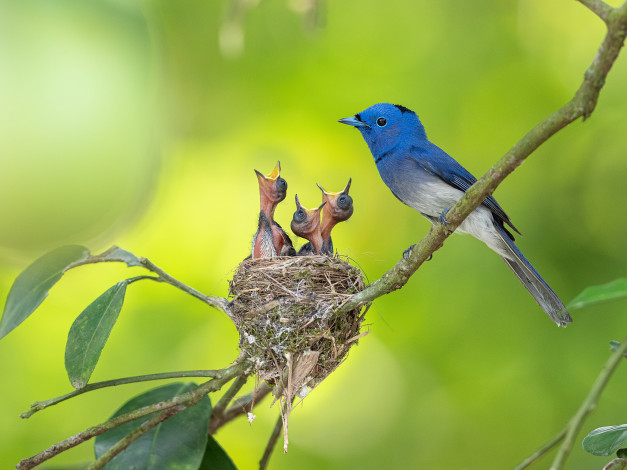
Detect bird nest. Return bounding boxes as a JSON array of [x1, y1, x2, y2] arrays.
[[229, 255, 367, 397]]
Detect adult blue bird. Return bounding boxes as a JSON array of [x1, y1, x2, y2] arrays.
[[339, 103, 571, 326]]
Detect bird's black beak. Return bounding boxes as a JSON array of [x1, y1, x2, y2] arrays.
[[338, 115, 370, 128]]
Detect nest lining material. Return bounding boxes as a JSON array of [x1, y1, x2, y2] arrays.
[[229, 255, 367, 391]]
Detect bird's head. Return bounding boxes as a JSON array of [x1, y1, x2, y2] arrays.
[[291, 195, 325, 242], [255, 161, 288, 211], [339, 103, 426, 159], [317, 178, 353, 225]]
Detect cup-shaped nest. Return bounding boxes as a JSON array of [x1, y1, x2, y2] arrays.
[[229, 255, 367, 394]]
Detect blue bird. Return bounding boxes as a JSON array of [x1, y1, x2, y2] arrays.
[[339, 103, 571, 326]]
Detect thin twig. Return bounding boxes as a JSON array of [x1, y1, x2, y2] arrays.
[[86, 406, 184, 470], [140, 257, 232, 315], [259, 412, 285, 470], [550, 334, 627, 469], [513, 428, 568, 470], [209, 382, 272, 434], [64, 245, 232, 315], [514, 335, 627, 469], [335, 1, 627, 316], [210, 375, 248, 422], [21, 369, 229, 419], [16, 361, 250, 470], [125, 275, 160, 285]]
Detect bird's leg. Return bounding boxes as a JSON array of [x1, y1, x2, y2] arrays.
[[438, 206, 452, 228]]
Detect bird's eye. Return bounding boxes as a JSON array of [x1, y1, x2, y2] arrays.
[[293, 209, 306, 223], [276, 177, 287, 191], [337, 194, 353, 210], [376, 117, 387, 127]]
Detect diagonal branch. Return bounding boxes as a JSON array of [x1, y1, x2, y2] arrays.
[[336, 1, 627, 315], [16, 360, 251, 470], [86, 406, 185, 470], [577, 0, 614, 22], [209, 382, 272, 434], [259, 412, 284, 470], [513, 334, 627, 470], [139, 257, 232, 316], [21, 369, 231, 419], [550, 334, 627, 469], [209, 374, 248, 421], [65, 245, 232, 316]]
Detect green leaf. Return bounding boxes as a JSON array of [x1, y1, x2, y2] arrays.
[[0, 245, 90, 340], [198, 435, 238, 470], [583, 425, 627, 456], [567, 278, 627, 310], [65, 281, 127, 389], [618, 449, 627, 459], [94, 383, 212, 469]]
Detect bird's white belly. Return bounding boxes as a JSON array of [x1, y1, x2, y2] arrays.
[[400, 178, 463, 217], [387, 173, 511, 258]]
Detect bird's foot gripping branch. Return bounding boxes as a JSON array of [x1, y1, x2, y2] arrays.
[[339, 102, 572, 327]]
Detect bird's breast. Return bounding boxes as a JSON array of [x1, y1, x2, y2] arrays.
[[377, 158, 464, 217]]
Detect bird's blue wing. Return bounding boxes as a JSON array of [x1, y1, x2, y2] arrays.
[[411, 143, 520, 236]]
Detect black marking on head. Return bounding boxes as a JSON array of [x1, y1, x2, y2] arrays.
[[394, 104, 414, 114], [355, 113, 363, 122]]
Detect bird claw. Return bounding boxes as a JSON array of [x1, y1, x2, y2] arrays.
[[438, 206, 452, 227], [403, 245, 434, 262]]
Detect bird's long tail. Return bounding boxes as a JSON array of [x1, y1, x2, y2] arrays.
[[494, 224, 572, 327]]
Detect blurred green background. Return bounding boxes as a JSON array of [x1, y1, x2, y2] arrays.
[[1, 0, 626, 468]]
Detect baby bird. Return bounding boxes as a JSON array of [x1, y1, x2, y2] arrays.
[[318, 179, 353, 255], [291, 195, 325, 255], [252, 161, 295, 258]]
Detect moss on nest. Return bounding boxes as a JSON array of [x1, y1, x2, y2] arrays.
[[229, 255, 367, 394]]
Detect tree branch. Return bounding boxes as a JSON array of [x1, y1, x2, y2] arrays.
[[65, 245, 232, 316], [336, 1, 627, 315], [514, 428, 568, 470], [139, 257, 232, 316], [16, 360, 251, 470], [514, 335, 627, 469], [21, 369, 230, 419], [577, 0, 614, 22], [259, 411, 284, 470], [550, 334, 627, 469], [209, 375, 248, 423], [209, 382, 272, 434], [86, 406, 185, 470]]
